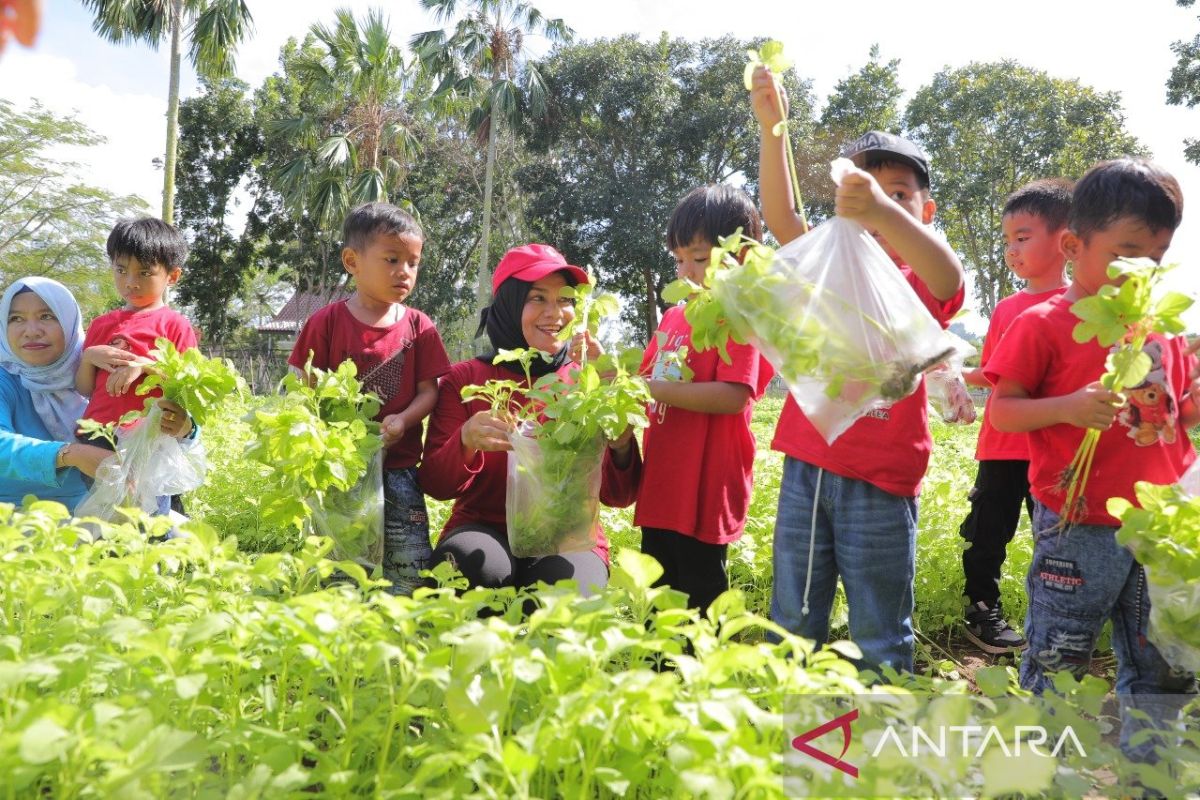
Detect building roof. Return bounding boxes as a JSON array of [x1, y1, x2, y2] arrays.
[[257, 286, 353, 334]]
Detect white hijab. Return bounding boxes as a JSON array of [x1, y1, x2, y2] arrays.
[[0, 277, 87, 442]]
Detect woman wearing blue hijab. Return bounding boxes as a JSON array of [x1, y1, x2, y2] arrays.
[[0, 277, 112, 510]]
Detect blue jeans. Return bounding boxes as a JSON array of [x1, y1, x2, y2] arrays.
[[1020, 501, 1196, 762], [382, 467, 434, 596], [771, 457, 917, 673]]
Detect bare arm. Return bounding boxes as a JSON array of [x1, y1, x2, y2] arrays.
[[647, 380, 752, 415], [963, 367, 989, 388], [990, 377, 1121, 433], [75, 357, 96, 397], [861, 197, 964, 301], [750, 66, 807, 245], [381, 379, 439, 449]]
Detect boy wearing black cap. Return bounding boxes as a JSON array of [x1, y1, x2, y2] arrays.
[[750, 69, 965, 674]]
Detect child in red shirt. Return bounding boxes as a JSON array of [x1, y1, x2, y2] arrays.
[[988, 159, 1199, 763], [75, 217, 200, 516], [752, 65, 965, 674], [636, 185, 774, 615], [958, 178, 1072, 654], [290, 202, 451, 596]]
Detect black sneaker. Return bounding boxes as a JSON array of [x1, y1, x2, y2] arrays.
[[964, 601, 1027, 654]]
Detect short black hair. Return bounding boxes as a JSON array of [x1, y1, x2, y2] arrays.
[[1069, 159, 1183, 240], [666, 185, 763, 250], [342, 202, 424, 251], [106, 217, 188, 270], [860, 155, 931, 190], [1003, 178, 1074, 231]]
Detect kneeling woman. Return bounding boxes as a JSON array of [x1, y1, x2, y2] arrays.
[[419, 245, 639, 593], [0, 278, 112, 510]]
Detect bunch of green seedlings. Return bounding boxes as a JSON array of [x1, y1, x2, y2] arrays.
[[462, 275, 651, 556], [245, 359, 384, 562], [663, 231, 954, 404], [1057, 258, 1192, 523]]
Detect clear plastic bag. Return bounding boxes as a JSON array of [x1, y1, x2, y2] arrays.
[[925, 333, 977, 424], [310, 449, 384, 567], [506, 424, 603, 558], [1141, 459, 1200, 671], [75, 405, 208, 522], [711, 158, 969, 443]]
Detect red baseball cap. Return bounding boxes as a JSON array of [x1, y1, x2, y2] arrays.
[[491, 244, 590, 294]]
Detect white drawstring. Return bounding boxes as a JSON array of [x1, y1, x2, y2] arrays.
[[801, 467, 823, 616]]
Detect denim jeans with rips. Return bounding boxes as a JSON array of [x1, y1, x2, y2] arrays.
[[382, 466, 434, 596], [770, 456, 918, 673], [1020, 501, 1197, 763]]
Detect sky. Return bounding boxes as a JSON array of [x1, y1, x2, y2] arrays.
[[2, 0, 1199, 327]]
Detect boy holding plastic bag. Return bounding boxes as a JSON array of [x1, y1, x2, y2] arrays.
[[290, 202, 451, 595], [74, 217, 202, 519], [751, 68, 964, 674]]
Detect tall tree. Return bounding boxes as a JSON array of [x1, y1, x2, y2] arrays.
[[81, 0, 253, 224], [1167, 0, 1200, 164], [0, 100, 145, 318], [174, 77, 260, 339], [905, 61, 1145, 315], [519, 35, 815, 341], [796, 44, 904, 223], [273, 9, 422, 236], [411, 0, 573, 312]]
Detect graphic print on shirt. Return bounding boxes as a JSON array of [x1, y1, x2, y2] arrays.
[[649, 329, 687, 423], [359, 340, 411, 407], [1116, 340, 1178, 447]]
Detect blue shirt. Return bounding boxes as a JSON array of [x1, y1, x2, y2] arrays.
[[0, 369, 88, 511]]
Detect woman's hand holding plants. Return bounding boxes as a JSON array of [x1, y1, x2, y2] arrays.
[[59, 442, 114, 478], [568, 330, 603, 364], [157, 398, 194, 439], [460, 411, 514, 457]]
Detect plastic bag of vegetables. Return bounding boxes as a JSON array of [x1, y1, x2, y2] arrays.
[[310, 449, 385, 567], [1111, 461, 1200, 671], [506, 422, 604, 558]]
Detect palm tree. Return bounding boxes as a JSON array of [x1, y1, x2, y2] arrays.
[[82, 0, 253, 225], [411, 0, 572, 311], [271, 8, 421, 237]]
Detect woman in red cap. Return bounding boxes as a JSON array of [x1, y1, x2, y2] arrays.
[[418, 244, 640, 594]]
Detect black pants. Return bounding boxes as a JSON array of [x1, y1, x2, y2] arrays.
[[432, 523, 609, 595], [959, 460, 1033, 606], [640, 527, 728, 615]]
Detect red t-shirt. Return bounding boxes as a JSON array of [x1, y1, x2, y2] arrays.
[[81, 306, 199, 426], [985, 293, 1197, 526], [770, 262, 964, 497], [975, 287, 1068, 461], [289, 301, 451, 470], [418, 359, 642, 564], [635, 306, 775, 544]]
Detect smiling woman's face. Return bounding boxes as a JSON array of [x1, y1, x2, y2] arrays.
[[520, 272, 576, 354], [6, 290, 66, 367]]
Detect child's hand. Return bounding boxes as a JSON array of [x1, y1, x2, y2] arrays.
[[157, 399, 194, 438], [749, 65, 787, 130], [568, 331, 603, 363], [106, 363, 145, 396], [381, 414, 405, 448], [85, 345, 140, 372], [460, 412, 514, 454], [1061, 381, 1123, 430], [834, 167, 891, 225]]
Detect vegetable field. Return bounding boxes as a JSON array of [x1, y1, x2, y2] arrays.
[[4, 393, 1200, 796]]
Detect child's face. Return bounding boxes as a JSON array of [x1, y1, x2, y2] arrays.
[[1002, 212, 1065, 283], [862, 162, 935, 260], [520, 272, 576, 354], [6, 291, 65, 367], [343, 231, 424, 306], [1062, 215, 1175, 296], [112, 255, 180, 310], [671, 236, 714, 285]]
